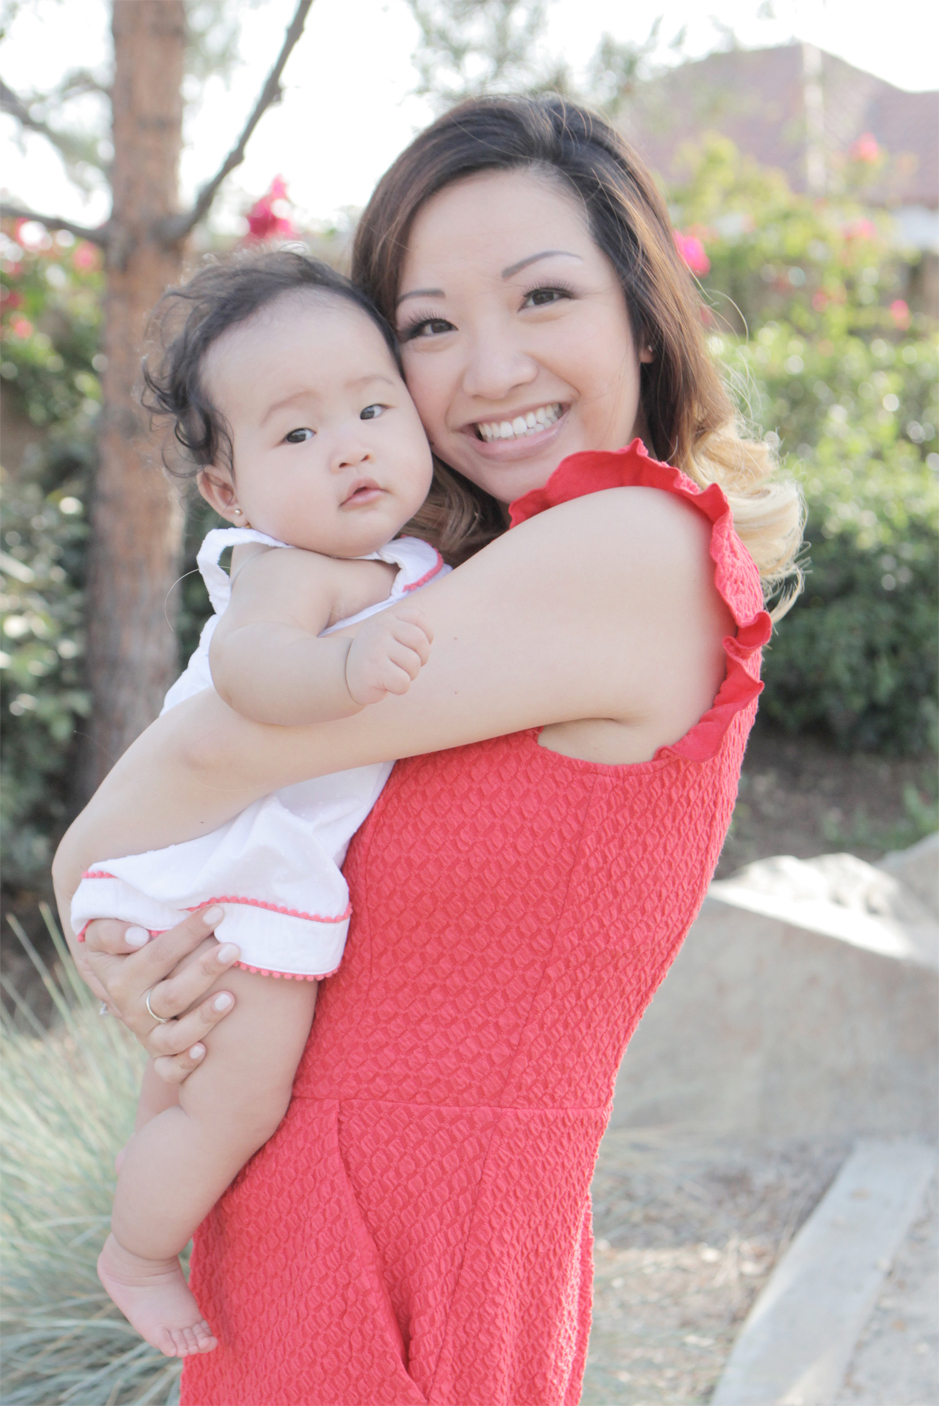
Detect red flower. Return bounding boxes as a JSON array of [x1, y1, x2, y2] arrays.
[[10, 316, 33, 338], [73, 242, 101, 272], [890, 299, 911, 330], [842, 218, 877, 242], [673, 230, 710, 276], [850, 133, 880, 163], [244, 176, 296, 242]]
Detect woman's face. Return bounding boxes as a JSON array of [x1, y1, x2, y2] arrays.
[[396, 167, 651, 506]]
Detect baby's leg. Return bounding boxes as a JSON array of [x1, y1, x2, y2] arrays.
[[98, 967, 317, 1357], [114, 1062, 180, 1175]]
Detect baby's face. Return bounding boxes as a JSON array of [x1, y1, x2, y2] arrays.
[[199, 291, 433, 557]]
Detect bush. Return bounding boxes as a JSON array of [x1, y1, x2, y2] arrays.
[[722, 325, 938, 752], [1, 229, 101, 899], [0, 229, 217, 905], [0, 910, 181, 1405], [670, 140, 939, 753]]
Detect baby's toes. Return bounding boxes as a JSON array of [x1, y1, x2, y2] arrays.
[[155, 1326, 182, 1358], [194, 1320, 218, 1353], [176, 1325, 201, 1357]]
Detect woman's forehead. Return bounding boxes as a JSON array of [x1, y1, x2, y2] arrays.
[[401, 167, 594, 275]]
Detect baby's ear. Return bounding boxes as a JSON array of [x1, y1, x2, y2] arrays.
[[198, 468, 242, 522]]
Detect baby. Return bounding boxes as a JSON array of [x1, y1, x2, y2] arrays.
[[69, 253, 449, 1357]]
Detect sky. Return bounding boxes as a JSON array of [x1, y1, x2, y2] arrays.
[[1, 0, 937, 236]]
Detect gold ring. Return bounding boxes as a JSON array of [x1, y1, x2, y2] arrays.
[[145, 989, 170, 1025]]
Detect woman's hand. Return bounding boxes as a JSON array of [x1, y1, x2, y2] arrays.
[[85, 907, 242, 1085]]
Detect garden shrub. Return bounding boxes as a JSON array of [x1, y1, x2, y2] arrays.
[[671, 139, 938, 754], [722, 324, 938, 752]]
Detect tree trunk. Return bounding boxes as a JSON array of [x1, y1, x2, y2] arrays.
[[81, 0, 187, 795]]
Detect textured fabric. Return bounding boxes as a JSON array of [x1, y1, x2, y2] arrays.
[[72, 533, 448, 977], [182, 443, 770, 1406]]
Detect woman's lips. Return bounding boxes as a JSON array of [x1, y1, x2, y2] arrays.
[[460, 406, 569, 461]]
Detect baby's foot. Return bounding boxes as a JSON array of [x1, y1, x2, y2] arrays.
[[97, 1234, 218, 1358]]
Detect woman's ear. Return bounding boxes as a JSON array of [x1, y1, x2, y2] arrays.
[[197, 468, 248, 525]]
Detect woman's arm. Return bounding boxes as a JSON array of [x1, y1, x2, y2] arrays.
[[55, 488, 729, 906]]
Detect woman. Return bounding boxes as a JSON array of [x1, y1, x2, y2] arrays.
[[54, 96, 802, 1405]]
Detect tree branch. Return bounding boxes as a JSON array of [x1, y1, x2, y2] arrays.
[[1, 76, 109, 184], [0, 202, 110, 248], [156, 0, 316, 245]]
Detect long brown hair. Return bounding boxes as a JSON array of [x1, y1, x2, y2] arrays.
[[353, 94, 803, 612]]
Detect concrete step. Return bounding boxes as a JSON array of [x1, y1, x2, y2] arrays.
[[711, 1141, 936, 1406]]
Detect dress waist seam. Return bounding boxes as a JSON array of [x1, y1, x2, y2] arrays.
[[290, 1094, 611, 1114]]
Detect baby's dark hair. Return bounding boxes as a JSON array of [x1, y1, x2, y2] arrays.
[[141, 250, 402, 483]]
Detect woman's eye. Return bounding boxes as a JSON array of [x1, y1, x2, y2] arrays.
[[360, 404, 387, 421], [400, 316, 455, 340], [283, 427, 313, 444], [522, 287, 569, 309]]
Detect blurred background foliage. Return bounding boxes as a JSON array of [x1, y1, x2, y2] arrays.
[[2, 131, 937, 909], [670, 136, 938, 755]]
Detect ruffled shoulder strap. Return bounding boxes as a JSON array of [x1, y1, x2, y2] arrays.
[[366, 536, 447, 595], [508, 438, 773, 762], [196, 526, 288, 615]]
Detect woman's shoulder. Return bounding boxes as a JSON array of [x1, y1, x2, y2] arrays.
[[507, 440, 767, 627]]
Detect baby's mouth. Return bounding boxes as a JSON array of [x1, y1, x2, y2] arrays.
[[473, 403, 564, 442], [342, 478, 384, 506]]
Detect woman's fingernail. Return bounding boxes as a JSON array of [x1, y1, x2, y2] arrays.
[[217, 943, 239, 964], [126, 926, 149, 948], [190, 1044, 205, 1059], [213, 993, 233, 1012], [201, 906, 224, 927]]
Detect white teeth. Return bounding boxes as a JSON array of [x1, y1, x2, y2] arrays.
[[476, 403, 562, 442]]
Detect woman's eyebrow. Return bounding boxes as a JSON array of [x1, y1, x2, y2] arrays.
[[396, 250, 582, 307], [396, 286, 444, 307], [501, 250, 582, 278]]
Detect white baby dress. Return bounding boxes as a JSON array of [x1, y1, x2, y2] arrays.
[[71, 527, 449, 979]]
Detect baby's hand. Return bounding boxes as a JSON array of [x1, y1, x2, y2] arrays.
[[345, 606, 433, 706]]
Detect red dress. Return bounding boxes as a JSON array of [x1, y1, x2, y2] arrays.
[[182, 444, 771, 1406]]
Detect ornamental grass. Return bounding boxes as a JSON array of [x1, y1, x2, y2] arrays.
[[1, 907, 181, 1404]]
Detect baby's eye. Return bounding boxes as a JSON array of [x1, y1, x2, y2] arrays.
[[283, 427, 314, 444], [522, 287, 570, 309], [360, 404, 387, 421]]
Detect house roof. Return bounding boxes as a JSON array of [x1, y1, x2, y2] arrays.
[[618, 44, 938, 209]]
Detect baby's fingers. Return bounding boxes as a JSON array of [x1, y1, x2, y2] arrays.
[[391, 607, 433, 647], [389, 621, 432, 668]]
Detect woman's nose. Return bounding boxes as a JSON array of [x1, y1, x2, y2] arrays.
[[461, 331, 538, 402]]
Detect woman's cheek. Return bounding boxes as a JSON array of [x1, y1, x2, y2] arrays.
[[402, 353, 449, 446]]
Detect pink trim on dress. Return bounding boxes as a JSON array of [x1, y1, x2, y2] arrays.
[[235, 962, 341, 980], [78, 874, 351, 926], [402, 550, 445, 592]]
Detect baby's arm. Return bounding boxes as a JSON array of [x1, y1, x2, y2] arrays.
[[209, 548, 433, 726]]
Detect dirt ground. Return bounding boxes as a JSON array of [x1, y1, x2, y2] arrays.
[[581, 1128, 851, 1405], [714, 727, 937, 879]]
